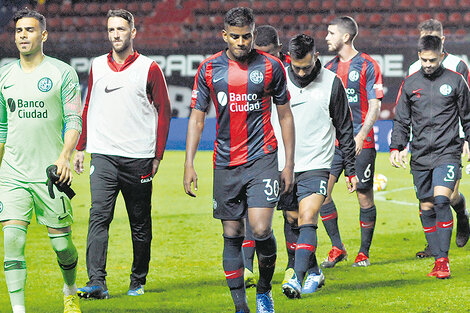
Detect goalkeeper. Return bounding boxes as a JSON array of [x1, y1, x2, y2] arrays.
[[0, 8, 82, 313]]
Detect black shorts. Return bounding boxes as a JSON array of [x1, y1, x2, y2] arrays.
[[277, 170, 329, 211], [411, 163, 461, 200], [330, 147, 376, 190], [213, 153, 279, 220]]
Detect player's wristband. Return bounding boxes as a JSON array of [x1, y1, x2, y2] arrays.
[[346, 175, 356, 183]]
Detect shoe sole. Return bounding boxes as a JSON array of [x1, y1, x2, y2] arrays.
[[282, 284, 301, 299], [352, 260, 370, 267], [320, 254, 347, 268]]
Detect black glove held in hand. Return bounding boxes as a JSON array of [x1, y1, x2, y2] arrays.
[[46, 165, 76, 199]]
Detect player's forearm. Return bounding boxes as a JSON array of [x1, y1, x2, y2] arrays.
[[185, 109, 205, 167], [277, 104, 295, 168], [0, 143, 4, 166], [358, 99, 381, 139], [60, 129, 80, 161]]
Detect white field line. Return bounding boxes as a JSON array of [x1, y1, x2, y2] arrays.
[[374, 180, 470, 207]]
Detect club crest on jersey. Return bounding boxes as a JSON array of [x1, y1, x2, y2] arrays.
[[250, 70, 264, 84], [349, 70, 359, 82], [440, 84, 452, 96], [37, 77, 53, 92], [217, 91, 228, 106]]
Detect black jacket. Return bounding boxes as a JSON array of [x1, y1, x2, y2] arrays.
[[391, 65, 470, 170]]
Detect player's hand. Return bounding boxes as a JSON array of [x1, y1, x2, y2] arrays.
[[54, 155, 73, 185], [390, 150, 406, 168], [354, 134, 365, 156], [183, 164, 198, 197], [280, 165, 294, 194], [73, 150, 85, 174], [463, 141, 470, 161], [345, 175, 357, 193], [152, 158, 160, 177]]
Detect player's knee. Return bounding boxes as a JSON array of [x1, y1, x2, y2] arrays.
[[251, 226, 272, 239], [3, 225, 27, 259], [283, 211, 298, 226], [49, 232, 78, 266], [434, 195, 450, 210]]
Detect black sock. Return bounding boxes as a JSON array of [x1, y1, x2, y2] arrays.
[[223, 236, 248, 312], [434, 195, 453, 258], [320, 201, 343, 248], [243, 219, 256, 272], [451, 193, 467, 217], [294, 224, 317, 284], [359, 205, 376, 256], [284, 217, 298, 269], [421, 208, 439, 258], [255, 231, 277, 294]]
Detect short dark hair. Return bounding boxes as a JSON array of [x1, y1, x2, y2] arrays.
[[224, 7, 254, 29], [13, 8, 46, 31], [418, 19, 443, 35], [289, 34, 315, 60], [107, 9, 134, 29], [330, 16, 358, 42], [418, 35, 443, 53], [255, 25, 280, 47]]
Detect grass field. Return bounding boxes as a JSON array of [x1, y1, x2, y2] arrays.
[[0, 152, 469, 312]]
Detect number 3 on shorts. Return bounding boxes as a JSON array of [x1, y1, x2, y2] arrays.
[[445, 165, 455, 181], [263, 179, 279, 201]]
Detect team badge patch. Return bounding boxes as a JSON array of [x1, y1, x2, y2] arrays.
[[440, 84, 452, 96], [250, 70, 264, 84], [217, 91, 228, 106], [349, 70, 359, 82], [38, 77, 53, 92]]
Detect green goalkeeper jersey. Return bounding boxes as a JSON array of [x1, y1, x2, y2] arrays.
[[0, 56, 82, 182]]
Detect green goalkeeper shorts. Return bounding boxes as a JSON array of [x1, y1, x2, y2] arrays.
[[0, 177, 73, 228]]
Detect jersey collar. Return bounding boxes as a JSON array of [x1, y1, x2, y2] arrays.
[[107, 51, 140, 72]]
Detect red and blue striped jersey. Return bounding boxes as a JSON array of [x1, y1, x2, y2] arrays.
[[191, 49, 290, 168], [325, 52, 383, 149]]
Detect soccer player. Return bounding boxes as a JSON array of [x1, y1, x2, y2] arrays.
[[184, 7, 294, 313], [278, 34, 356, 299], [390, 35, 470, 279], [242, 24, 291, 289], [73, 9, 171, 298], [321, 16, 383, 267], [407, 19, 470, 257], [0, 8, 82, 313]]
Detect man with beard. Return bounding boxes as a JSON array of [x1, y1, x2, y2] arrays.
[[184, 7, 294, 313], [321, 16, 383, 268], [276, 34, 356, 299], [407, 19, 470, 257], [73, 9, 171, 298], [390, 35, 470, 279]]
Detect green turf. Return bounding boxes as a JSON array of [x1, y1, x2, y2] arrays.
[[0, 152, 469, 312]]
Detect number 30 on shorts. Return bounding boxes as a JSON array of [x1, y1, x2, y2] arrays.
[[263, 179, 279, 201]]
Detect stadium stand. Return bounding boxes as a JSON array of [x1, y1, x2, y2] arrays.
[[0, 0, 469, 52]]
